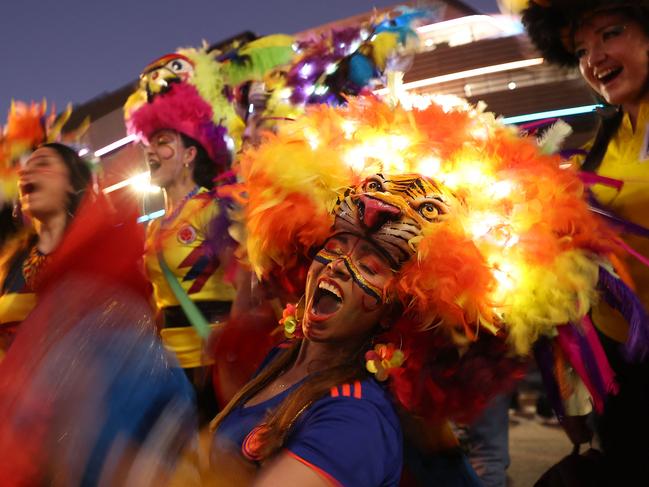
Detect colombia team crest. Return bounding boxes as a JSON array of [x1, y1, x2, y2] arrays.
[[177, 224, 197, 244]]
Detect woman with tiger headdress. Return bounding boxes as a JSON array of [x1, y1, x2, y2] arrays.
[[204, 90, 642, 485]]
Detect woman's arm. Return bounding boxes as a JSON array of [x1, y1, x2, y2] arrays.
[[254, 451, 335, 487]]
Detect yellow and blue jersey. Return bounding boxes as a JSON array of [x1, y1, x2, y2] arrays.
[[144, 187, 236, 368], [144, 187, 236, 312], [585, 103, 649, 343], [0, 243, 37, 355]]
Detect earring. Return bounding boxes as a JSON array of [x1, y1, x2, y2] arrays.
[[280, 296, 304, 339], [365, 342, 404, 381]]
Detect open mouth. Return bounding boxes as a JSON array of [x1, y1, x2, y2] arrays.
[[597, 67, 623, 86], [310, 279, 344, 320], [357, 195, 401, 230], [20, 182, 37, 195], [148, 161, 161, 173]]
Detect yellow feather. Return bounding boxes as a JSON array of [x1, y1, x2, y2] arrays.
[[184, 49, 245, 150], [505, 250, 600, 354], [369, 32, 400, 71]]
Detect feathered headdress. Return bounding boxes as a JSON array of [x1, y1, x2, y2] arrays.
[[123, 35, 296, 161], [0, 101, 75, 203], [248, 7, 435, 124], [233, 93, 646, 419], [522, 0, 649, 66]]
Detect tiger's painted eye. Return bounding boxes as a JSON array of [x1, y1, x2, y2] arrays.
[[363, 176, 385, 192], [420, 203, 438, 219], [417, 198, 447, 221]]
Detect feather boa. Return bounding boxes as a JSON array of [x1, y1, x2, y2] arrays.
[[126, 83, 230, 168]]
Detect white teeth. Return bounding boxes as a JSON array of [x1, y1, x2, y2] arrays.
[[596, 68, 618, 80], [318, 281, 342, 300]]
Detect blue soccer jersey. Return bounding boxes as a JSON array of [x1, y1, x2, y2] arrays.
[[285, 379, 403, 486], [216, 371, 402, 486]]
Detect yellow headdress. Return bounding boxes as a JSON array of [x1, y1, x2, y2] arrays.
[[238, 94, 618, 355]]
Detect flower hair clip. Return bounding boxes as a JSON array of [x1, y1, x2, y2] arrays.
[[365, 343, 405, 381], [280, 301, 304, 339]]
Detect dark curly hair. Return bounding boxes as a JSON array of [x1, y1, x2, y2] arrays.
[[522, 0, 649, 67]]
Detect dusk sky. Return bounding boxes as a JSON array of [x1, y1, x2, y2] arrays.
[[0, 0, 499, 117]]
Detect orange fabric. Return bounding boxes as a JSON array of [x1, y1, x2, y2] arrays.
[[353, 380, 362, 399]]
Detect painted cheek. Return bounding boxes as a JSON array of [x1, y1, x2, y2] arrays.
[[359, 276, 387, 312], [157, 145, 176, 160]]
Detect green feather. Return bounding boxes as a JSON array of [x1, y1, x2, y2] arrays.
[[223, 34, 295, 86]]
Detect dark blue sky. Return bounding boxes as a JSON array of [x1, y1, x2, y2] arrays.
[[0, 0, 498, 117]]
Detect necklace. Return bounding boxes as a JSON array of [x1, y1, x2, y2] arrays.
[[161, 186, 200, 227], [23, 246, 48, 290]]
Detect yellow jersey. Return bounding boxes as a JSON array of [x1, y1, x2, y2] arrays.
[[588, 102, 649, 343], [0, 238, 39, 355], [144, 187, 236, 313]]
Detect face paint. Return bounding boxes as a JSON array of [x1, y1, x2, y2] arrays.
[[144, 130, 187, 188], [304, 234, 395, 343], [315, 247, 386, 304]]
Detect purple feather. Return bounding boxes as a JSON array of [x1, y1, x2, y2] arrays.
[[588, 205, 649, 238], [205, 172, 238, 281], [286, 25, 377, 106], [533, 338, 566, 420], [572, 323, 608, 401], [585, 185, 649, 238], [557, 325, 607, 412], [198, 122, 231, 172], [598, 266, 649, 362]]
